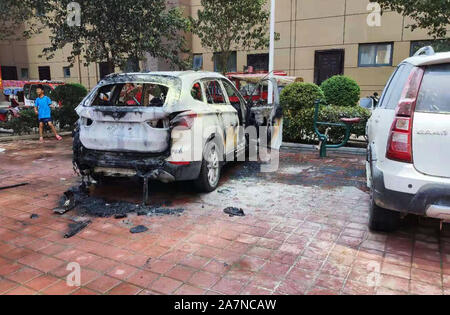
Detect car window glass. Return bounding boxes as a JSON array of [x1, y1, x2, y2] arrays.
[[222, 80, 244, 107], [416, 63, 450, 113], [383, 63, 413, 109], [191, 82, 203, 101], [204, 80, 226, 104]]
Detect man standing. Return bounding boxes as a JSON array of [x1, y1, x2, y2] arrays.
[[34, 85, 62, 143]]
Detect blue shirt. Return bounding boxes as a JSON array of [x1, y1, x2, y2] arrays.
[[35, 96, 52, 119]]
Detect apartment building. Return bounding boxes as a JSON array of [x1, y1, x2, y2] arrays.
[[0, 0, 444, 95], [190, 0, 443, 96]]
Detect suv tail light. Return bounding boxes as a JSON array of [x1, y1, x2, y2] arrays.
[[386, 67, 424, 163], [170, 112, 197, 129]]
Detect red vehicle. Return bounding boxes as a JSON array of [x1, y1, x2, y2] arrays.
[[226, 71, 303, 104]]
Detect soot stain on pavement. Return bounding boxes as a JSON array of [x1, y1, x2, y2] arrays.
[[57, 185, 184, 218], [223, 155, 367, 191]]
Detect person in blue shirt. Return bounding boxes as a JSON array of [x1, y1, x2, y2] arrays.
[[34, 85, 62, 143]]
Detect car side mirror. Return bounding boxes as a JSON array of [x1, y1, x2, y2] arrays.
[[360, 97, 374, 111]]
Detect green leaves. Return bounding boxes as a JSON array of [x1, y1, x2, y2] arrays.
[[192, 0, 270, 73], [372, 0, 450, 39], [41, 0, 190, 71]]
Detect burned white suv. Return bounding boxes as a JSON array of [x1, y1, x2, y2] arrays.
[[73, 71, 282, 194], [367, 47, 450, 231]]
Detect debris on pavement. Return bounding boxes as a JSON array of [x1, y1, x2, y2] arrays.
[[53, 190, 76, 214], [55, 185, 184, 218], [224, 207, 245, 217], [0, 183, 29, 191], [130, 225, 148, 234], [30, 214, 39, 219], [0, 148, 5, 153], [64, 220, 92, 238]]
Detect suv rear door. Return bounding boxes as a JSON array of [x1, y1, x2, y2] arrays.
[[412, 63, 450, 178], [78, 83, 171, 153]]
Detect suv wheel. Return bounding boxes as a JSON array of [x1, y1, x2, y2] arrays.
[[194, 139, 222, 192], [368, 181, 400, 232]]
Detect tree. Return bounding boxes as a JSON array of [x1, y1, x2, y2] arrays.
[[372, 0, 450, 39], [41, 0, 190, 73], [192, 0, 271, 73], [0, 0, 45, 40]]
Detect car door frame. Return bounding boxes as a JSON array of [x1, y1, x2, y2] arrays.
[[201, 78, 240, 160]]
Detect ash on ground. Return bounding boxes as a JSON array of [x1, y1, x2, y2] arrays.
[[57, 185, 184, 218]]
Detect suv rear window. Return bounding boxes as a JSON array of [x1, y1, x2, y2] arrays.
[[416, 63, 450, 113]]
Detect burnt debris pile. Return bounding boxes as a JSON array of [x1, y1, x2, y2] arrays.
[[54, 185, 184, 218]]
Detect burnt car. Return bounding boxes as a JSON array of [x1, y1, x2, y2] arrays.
[[73, 71, 282, 193]]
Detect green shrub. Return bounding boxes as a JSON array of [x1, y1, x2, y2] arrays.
[[280, 82, 324, 114], [284, 105, 371, 144], [52, 83, 88, 130], [1, 108, 38, 135], [320, 75, 360, 107]]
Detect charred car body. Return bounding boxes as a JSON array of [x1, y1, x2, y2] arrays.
[[73, 71, 283, 193]]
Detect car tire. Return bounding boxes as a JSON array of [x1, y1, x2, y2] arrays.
[[194, 139, 222, 192], [368, 181, 400, 232]]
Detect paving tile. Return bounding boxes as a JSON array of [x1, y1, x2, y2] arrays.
[[188, 271, 221, 289], [212, 277, 246, 295], [107, 282, 142, 295], [86, 276, 122, 294], [150, 277, 183, 294]]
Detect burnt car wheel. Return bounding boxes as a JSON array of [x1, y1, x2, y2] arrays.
[[194, 139, 222, 192]]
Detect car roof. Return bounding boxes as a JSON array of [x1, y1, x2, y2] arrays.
[[104, 71, 227, 83], [404, 51, 450, 66]]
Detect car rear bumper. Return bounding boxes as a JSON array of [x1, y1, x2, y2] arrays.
[[372, 163, 450, 216], [76, 147, 202, 182]]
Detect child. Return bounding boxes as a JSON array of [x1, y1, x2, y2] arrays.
[[34, 85, 62, 143]]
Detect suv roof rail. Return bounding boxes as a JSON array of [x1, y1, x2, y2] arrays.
[[414, 46, 435, 57]]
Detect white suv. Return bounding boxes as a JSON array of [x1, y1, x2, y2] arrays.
[[366, 47, 450, 231]]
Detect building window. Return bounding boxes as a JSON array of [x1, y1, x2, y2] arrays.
[[247, 53, 269, 71], [38, 66, 51, 80], [1, 66, 18, 80], [358, 43, 393, 67], [410, 40, 450, 56], [20, 68, 29, 79], [214, 51, 237, 73], [193, 54, 203, 70], [63, 66, 71, 78]]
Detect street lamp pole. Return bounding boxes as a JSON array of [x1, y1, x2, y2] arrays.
[[268, 0, 275, 104]]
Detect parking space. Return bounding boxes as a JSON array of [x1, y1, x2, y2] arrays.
[[0, 139, 449, 295]]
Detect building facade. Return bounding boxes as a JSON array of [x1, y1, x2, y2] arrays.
[[0, 0, 444, 94], [190, 0, 442, 96]]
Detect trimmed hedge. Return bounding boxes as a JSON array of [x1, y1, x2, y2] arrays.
[[320, 75, 360, 107], [52, 83, 88, 130], [280, 82, 324, 113], [0, 83, 87, 135], [284, 105, 371, 144]]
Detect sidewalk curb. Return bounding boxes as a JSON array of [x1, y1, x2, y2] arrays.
[[0, 131, 72, 142], [282, 142, 367, 155]]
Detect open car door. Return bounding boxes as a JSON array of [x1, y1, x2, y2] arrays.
[[246, 77, 283, 150]]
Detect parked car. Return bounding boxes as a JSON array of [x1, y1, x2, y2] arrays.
[[366, 46, 450, 231], [73, 71, 283, 192]]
